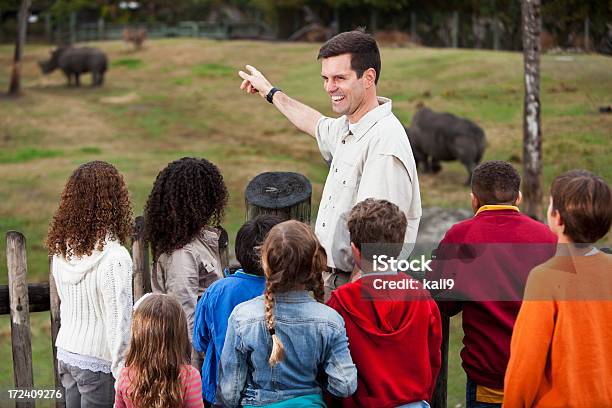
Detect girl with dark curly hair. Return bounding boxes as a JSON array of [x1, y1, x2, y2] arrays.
[[46, 161, 134, 408], [218, 220, 357, 407], [144, 157, 228, 359]]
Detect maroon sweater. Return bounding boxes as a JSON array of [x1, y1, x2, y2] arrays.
[[429, 207, 557, 388]]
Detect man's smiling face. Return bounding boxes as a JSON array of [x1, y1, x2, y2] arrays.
[[321, 53, 366, 117]]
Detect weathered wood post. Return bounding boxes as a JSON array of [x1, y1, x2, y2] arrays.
[[49, 257, 65, 408], [218, 227, 230, 272], [521, 0, 543, 219], [69, 12, 77, 44], [431, 316, 450, 408], [132, 216, 150, 302], [6, 231, 35, 408], [451, 11, 459, 48], [245, 172, 312, 223], [97, 18, 105, 41]]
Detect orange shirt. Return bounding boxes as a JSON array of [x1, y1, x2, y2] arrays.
[[504, 251, 612, 407]]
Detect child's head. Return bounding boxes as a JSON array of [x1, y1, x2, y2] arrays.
[[125, 294, 190, 408], [548, 170, 611, 243], [235, 214, 285, 276], [46, 161, 133, 258], [471, 161, 522, 211], [261, 220, 327, 365], [144, 157, 228, 257], [347, 198, 407, 267]]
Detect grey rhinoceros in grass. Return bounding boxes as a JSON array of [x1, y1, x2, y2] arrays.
[[39, 46, 108, 87]]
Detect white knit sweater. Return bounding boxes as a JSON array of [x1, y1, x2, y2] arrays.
[[52, 239, 132, 379]]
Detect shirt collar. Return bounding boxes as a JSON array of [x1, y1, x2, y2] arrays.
[[234, 269, 265, 280], [343, 96, 392, 141], [273, 290, 317, 303], [475, 205, 520, 216]]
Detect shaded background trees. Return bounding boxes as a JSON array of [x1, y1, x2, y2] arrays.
[[1, 0, 610, 49]]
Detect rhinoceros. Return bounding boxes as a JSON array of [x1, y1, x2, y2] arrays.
[[39, 46, 108, 87], [406, 106, 486, 185]]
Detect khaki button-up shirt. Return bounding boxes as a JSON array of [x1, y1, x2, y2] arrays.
[[314, 97, 422, 272]]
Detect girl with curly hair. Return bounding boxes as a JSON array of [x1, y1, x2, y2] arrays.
[[46, 161, 133, 408], [218, 220, 357, 407], [115, 294, 204, 408], [144, 157, 228, 354]]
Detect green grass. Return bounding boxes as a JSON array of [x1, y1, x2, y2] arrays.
[[0, 148, 64, 164], [192, 63, 234, 77], [0, 39, 610, 405], [78, 146, 102, 154], [111, 58, 144, 69]]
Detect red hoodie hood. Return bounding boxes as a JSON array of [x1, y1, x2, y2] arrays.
[[330, 273, 434, 337]]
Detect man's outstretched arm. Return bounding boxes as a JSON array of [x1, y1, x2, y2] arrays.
[[239, 65, 322, 138]]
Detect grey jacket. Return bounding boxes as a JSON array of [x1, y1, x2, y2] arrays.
[[151, 227, 224, 337]]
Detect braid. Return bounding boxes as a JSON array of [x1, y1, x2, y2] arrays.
[[264, 280, 284, 366], [308, 244, 326, 303]]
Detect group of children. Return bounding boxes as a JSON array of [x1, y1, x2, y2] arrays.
[[47, 157, 611, 408]]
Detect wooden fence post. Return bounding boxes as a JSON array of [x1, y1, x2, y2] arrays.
[[431, 315, 450, 408], [245, 172, 312, 223], [6, 231, 35, 408], [49, 257, 65, 408], [132, 216, 150, 302]]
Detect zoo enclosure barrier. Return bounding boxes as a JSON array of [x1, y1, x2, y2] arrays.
[[1, 171, 450, 408]]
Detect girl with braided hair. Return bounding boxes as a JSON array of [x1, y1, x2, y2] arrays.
[[144, 157, 228, 365], [218, 220, 357, 407]]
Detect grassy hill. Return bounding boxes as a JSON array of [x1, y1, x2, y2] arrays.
[[0, 39, 610, 406]]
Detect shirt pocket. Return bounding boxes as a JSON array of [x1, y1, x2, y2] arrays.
[[332, 157, 358, 189]]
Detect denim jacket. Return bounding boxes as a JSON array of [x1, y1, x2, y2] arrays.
[[218, 291, 357, 407]]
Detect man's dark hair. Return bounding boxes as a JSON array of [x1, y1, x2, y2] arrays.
[[318, 29, 381, 85], [235, 214, 285, 276], [551, 170, 611, 243], [471, 161, 521, 205]]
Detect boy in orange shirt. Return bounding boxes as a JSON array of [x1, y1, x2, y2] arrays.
[[504, 170, 612, 407]]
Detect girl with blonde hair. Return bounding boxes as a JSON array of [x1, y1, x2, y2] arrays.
[[115, 294, 204, 408], [218, 220, 357, 407]]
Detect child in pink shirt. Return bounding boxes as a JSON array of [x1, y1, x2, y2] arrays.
[[115, 294, 204, 408]]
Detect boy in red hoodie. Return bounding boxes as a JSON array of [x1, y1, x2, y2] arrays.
[[428, 161, 557, 408], [326, 198, 442, 408]]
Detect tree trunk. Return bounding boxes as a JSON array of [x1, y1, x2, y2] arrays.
[[8, 0, 31, 96], [521, 0, 543, 219]]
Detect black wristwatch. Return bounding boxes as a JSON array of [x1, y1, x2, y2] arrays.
[[266, 87, 282, 104]]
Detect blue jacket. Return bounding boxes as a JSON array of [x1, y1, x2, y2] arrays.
[[193, 270, 266, 404], [218, 291, 357, 407]]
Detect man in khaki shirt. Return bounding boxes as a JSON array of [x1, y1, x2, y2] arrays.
[[239, 29, 421, 298]]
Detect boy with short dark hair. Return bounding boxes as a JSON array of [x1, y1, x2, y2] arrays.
[[326, 198, 442, 408], [193, 214, 284, 406], [428, 161, 557, 408], [504, 170, 612, 407]]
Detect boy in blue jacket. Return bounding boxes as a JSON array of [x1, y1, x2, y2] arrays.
[[193, 214, 283, 407]]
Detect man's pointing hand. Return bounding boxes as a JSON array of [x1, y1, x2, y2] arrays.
[[238, 65, 273, 99]]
